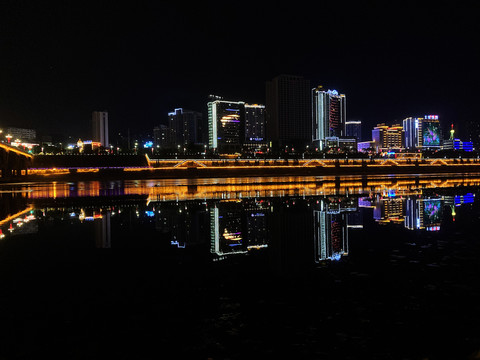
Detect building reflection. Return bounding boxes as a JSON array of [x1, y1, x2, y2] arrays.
[[313, 197, 356, 262], [209, 199, 270, 260], [0, 177, 477, 269]]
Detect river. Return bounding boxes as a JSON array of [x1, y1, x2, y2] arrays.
[[1, 175, 480, 359]]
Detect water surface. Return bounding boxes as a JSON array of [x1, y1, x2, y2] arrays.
[[1, 175, 480, 359]]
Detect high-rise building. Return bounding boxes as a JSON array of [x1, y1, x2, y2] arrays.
[[208, 97, 245, 153], [168, 108, 203, 146], [92, 111, 109, 147], [422, 115, 442, 150], [312, 86, 347, 150], [403, 116, 422, 150], [244, 104, 265, 141], [403, 115, 442, 150], [265, 75, 312, 149], [345, 120, 362, 141]]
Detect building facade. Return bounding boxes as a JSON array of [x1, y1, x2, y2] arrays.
[[168, 108, 203, 146], [208, 98, 245, 153], [265, 74, 312, 150], [372, 123, 404, 152], [345, 120, 362, 141], [92, 111, 109, 148], [312, 86, 347, 150], [421, 115, 442, 150], [153, 124, 175, 149], [244, 104, 265, 141], [402, 116, 423, 150]]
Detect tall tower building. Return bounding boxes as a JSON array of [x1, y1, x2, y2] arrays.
[[92, 111, 109, 147], [265, 75, 312, 149], [207, 97, 245, 153], [312, 86, 347, 150]]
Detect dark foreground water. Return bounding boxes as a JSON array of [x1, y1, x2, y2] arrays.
[[1, 176, 480, 359]]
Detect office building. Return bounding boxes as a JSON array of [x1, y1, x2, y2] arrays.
[[168, 108, 203, 146], [345, 120, 362, 141], [312, 86, 347, 150], [266, 75, 312, 149], [92, 111, 109, 147], [245, 104, 265, 141], [208, 97, 245, 153]]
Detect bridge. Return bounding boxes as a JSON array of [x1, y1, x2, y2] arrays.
[[4, 152, 480, 181], [0, 142, 33, 178]]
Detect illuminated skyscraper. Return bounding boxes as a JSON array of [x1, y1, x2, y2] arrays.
[[92, 111, 109, 147], [403, 116, 422, 150], [422, 115, 442, 149], [208, 97, 245, 153], [312, 86, 347, 150], [266, 75, 312, 149]]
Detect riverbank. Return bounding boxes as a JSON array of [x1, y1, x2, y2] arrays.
[[2, 162, 480, 183]]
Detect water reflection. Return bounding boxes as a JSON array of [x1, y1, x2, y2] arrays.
[[0, 176, 477, 269]]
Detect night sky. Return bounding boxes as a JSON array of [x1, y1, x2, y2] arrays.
[[1, 1, 479, 140]]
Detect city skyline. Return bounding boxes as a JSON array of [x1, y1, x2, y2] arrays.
[[1, 2, 479, 140]]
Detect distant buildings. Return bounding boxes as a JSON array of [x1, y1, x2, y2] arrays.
[[266, 74, 312, 150], [312, 86, 347, 150], [92, 111, 109, 147], [5, 127, 36, 142], [443, 124, 473, 151]]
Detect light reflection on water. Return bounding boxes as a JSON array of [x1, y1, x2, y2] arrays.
[[0, 175, 477, 266], [2, 175, 480, 358]]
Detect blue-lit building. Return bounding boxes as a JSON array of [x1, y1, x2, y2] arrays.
[[442, 123, 473, 151], [403, 116, 422, 150]]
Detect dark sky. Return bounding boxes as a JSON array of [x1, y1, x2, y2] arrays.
[[1, 1, 479, 140]]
